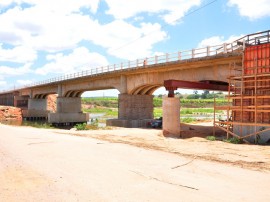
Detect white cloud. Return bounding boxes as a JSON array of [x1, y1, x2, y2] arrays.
[[0, 0, 188, 81], [105, 0, 201, 25], [35, 47, 108, 75], [0, 63, 32, 77], [0, 0, 100, 14], [0, 44, 37, 63], [0, 0, 168, 60], [16, 79, 32, 85], [228, 0, 270, 20], [0, 80, 7, 87], [198, 34, 244, 47], [84, 20, 167, 60]]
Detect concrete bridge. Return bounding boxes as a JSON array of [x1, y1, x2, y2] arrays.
[[0, 37, 245, 135]]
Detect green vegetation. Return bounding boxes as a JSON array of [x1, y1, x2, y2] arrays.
[[82, 97, 118, 108], [206, 136, 216, 141], [180, 117, 196, 123], [223, 137, 241, 144], [81, 94, 228, 125], [153, 108, 163, 118], [75, 119, 99, 130], [83, 107, 118, 117], [75, 123, 89, 130], [22, 121, 55, 129], [153, 97, 229, 108]]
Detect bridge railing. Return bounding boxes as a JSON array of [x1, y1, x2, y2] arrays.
[[5, 41, 244, 92]]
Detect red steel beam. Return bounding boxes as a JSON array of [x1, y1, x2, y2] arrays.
[[164, 80, 228, 92]]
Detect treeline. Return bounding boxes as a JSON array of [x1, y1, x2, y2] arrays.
[[82, 97, 118, 108], [82, 96, 229, 108], [153, 97, 228, 108]]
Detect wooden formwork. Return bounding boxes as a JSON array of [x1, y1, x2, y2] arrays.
[[214, 32, 270, 143]]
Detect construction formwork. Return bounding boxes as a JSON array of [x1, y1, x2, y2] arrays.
[[214, 30, 270, 143]]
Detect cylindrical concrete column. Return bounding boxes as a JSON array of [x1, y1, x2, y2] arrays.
[[162, 97, 180, 138]]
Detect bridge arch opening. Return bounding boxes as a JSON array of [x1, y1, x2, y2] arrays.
[[81, 89, 120, 125]]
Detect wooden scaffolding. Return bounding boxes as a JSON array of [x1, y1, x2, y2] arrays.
[[214, 30, 270, 143]]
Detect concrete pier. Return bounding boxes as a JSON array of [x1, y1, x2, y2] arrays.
[[162, 97, 180, 138], [48, 97, 89, 124], [22, 98, 49, 119], [107, 94, 153, 128]]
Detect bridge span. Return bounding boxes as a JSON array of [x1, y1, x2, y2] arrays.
[[1, 30, 269, 142]]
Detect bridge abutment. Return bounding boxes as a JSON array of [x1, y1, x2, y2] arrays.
[[48, 97, 89, 125], [162, 97, 180, 137], [107, 94, 153, 127]]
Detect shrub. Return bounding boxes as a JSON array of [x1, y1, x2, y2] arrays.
[[75, 123, 88, 130], [206, 136, 216, 141], [223, 137, 241, 144]]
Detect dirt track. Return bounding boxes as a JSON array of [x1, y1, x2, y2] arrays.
[[1, 123, 270, 201]]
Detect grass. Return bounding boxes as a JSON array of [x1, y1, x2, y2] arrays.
[[153, 97, 229, 108], [82, 97, 118, 108], [83, 107, 118, 117], [153, 107, 223, 118], [180, 117, 197, 123], [206, 136, 216, 141], [223, 137, 241, 144], [81, 98, 226, 123], [153, 108, 163, 118], [22, 121, 55, 129]]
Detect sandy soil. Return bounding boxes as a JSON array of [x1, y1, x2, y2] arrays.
[[60, 122, 270, 171], [1, 123, 270, 201]]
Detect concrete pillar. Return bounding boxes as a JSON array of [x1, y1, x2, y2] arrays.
[[118, 94, 153, 120], [48, 97, 89, 124], [107, 94, 153, 128], [22, 98, 49, 119], [162, 97, 180, 138]]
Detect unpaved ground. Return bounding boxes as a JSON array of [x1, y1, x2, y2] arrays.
[[0, 123, 270, 202], [61, 122, 270, 171]]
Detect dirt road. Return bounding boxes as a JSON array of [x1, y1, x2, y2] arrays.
[[0, 124, 270, 202]]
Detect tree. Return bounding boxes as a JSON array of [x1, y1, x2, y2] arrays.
[[201, 90, 210, 99]]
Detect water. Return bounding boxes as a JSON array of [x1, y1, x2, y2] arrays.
[[0, 112, 109, 126], [88, 113, 107, 127]]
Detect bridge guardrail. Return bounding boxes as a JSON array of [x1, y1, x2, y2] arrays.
[[1, 39, 245, 93]]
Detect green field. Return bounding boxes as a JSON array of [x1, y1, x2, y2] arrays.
[[82, 97, 226, 123]]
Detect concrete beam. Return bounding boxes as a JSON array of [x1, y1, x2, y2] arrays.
[[164, 80, 228, 91]]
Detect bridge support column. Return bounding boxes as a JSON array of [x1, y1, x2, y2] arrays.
[[22, 98, 49, 120], [48, 97, 89, 125], [107, 94, 153, 128], [162, 97, 180, 138]]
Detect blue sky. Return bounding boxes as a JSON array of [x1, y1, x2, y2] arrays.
[[0, 0, 270, 96]]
